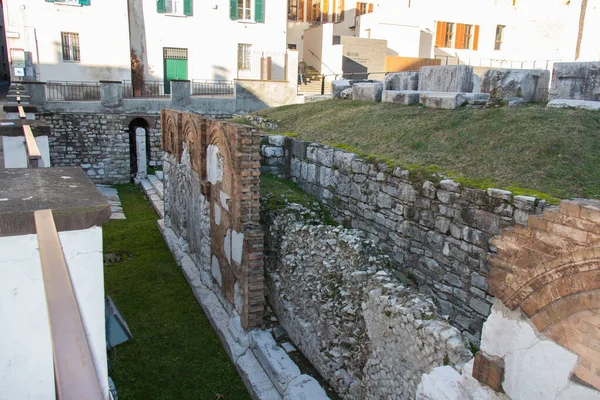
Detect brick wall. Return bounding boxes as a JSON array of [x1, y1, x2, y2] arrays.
[[162, 110, 264, 330], [488, 199, 600, 391], [260, 135, 545, 343]]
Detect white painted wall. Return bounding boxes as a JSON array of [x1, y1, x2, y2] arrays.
[[2, 135, 50, 168], [359, 13, 421, 56], [0, 227, 109, 400], [2, 0, 131, 82], [132, 0, 287, 82]]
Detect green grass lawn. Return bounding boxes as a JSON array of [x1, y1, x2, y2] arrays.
[[103, 184, 249, 400], [255, 100, 600, 201]]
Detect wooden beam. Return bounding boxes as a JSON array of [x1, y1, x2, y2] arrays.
[[23, 125, 41, 167], [18, 106, 26, 119], [34, 209, 104, 400]]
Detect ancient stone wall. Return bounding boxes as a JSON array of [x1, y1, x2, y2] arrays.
[[40, 112, 161, 184], [263, 202, 472, 399], [260, 135, 544, 343], [162, 110, 264, 329]]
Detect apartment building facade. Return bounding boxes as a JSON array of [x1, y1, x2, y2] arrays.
[[2, 0, 288, 85], [358, 0, 599, 65], [3, 0, 131, 82], [129, 0, 287, 90]]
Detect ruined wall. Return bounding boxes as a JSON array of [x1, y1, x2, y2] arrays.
[[263, 202, 472, 399], [261, 135, 544, 344], [162, 110, 264, 329], [417, 199, 600, 400], [40, 112, 161, 184]]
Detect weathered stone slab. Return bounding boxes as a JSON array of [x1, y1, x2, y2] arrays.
[[340, 87, 353, 99], [419, 92, 468, 109], [384, 72, 419, 91], [418, 65, 474, 93], [331, 80, 352, 99], [352, 82, 384, 102], [549, 62, 600, 101], [481, 69, 550, 102], [250, 330, 301, 394], [283, 375, 329, 400], [546, 99, 600, 111], [382, 90, 420, 105]]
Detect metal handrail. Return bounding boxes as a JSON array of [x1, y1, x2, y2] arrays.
[[23, 125, 41, 168], [306, 49, 338, 76], [34, 209, 104, 400]]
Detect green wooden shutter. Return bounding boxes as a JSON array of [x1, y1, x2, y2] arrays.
[[45, 0, 55, 2], [255, 0, 264, 22], [79, 0, 91, 5], [230, 0, 238, 19], [157, 0, 166, 13], [184, 0, 193, 16]]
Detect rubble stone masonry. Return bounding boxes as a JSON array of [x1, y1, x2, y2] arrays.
[[260, 134, 544, 343]]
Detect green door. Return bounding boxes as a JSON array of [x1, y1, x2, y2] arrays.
[[164, 58, 188, 94]]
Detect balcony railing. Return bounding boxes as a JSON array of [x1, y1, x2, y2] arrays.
[[46, 81, 101, 101], [191, 79, 234, 96], [34, 209, 104, 400]]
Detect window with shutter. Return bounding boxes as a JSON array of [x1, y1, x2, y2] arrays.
[[435, 21, 446, 47], [494, 25, 503, 50], [336, 0, 344, 22], [473, 25, 480, 50], [306, 0, 313, 21], [255, 0, 264, 22], [159, 0, 190, 15], [299, 0, 305, 21]]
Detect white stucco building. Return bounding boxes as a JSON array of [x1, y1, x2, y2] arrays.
[[2, 0, 288, 85], [288, 0, 599, 72], [2, 0, 131, 82], [129, 0, 287, 87]]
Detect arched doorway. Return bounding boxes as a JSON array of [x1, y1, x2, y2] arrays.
[[128, 117, 150, 180]]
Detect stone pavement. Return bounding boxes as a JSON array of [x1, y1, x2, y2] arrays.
[[96, 185, 126, 219]]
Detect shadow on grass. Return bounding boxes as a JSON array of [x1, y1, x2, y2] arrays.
[[103, 184, 249, 400]]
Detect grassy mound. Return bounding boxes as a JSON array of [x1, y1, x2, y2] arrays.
[[255, 100, 600, 201]]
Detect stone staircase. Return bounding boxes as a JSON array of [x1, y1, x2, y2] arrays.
[[139, 171, 164, 218], [298, 65, 332, 95]]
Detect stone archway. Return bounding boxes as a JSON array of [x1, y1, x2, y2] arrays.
[[488, 200, 600, 390]]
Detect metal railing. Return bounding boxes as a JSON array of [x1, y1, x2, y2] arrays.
[[122, 80, 170, 98], [23, 125, 41, 168], [434, 55, 561, 70], [191, 79, 235, 96], [46, 81, 101, 101], [34, 209, 104, 400]]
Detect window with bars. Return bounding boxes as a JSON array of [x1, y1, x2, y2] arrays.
[[163, 47, 188, 59], [61, 32, 80, 62], [237, 44, 251, 71]]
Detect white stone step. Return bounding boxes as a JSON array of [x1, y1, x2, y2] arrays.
[[139, 178, 164, 218], [148, 174, 164, 200]]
